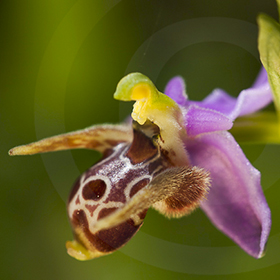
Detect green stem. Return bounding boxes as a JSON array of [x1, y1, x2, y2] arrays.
[[230, 111, 280, 144]]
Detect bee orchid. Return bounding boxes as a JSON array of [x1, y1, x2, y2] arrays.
[[165, 67, 272, 259], [9, 69, 271, 260]]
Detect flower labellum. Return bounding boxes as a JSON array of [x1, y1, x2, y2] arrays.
[[9, 69, 271, 260]]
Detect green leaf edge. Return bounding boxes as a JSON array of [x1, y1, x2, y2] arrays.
[[258, 11, 280, 118]]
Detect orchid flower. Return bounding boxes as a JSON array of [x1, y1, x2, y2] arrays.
[[10, 1, 280, 261], [9, 68, 272, 260], [164, 67, 272, 259]]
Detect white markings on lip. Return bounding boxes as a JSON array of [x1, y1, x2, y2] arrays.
[[68, 135, 171, 236]]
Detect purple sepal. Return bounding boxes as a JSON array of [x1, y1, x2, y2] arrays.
[[186, 131, 271, 258], [164, 67, 272, 257], [196, 82, 272, 120], [184, 105, 233, 136], [165, 68, 273, 123], [251, 66, 268, 88], [164, 76, 188, 105]]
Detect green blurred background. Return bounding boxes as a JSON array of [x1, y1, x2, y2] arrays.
[[2, 0, 280, 279]]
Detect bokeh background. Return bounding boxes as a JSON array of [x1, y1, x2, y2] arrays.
[[1, 0, 280, 279]]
